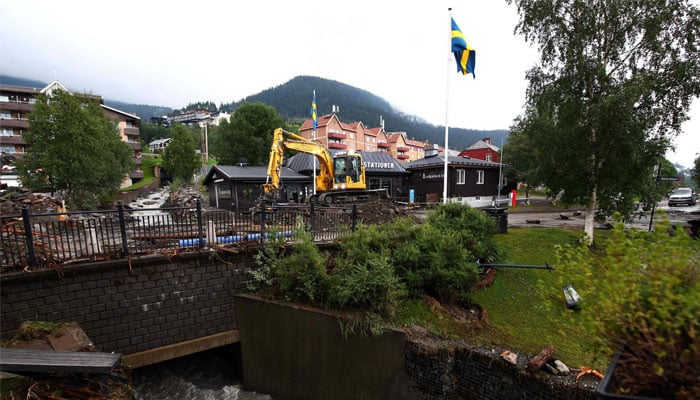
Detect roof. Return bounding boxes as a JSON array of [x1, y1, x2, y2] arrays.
[[299, 114, 335, 130], [403, 154, 501, 170], [148, 138, 172, 146], [101, 104, 140, 120], [466, 139, 500, 152], [202, 165, 310, 185], [0, 84, 42, 94], [286, 151, 407, 175]]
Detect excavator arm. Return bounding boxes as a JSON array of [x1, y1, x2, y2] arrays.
[[262, 128, 335, 200]]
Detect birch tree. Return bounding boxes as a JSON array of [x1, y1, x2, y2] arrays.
[[507, 0, 700, 244]]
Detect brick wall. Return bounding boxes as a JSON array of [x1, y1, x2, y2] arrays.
[[0, 252, 255, 354]]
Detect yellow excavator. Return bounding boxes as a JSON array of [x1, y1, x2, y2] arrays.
[[262, 128, 387, 205]]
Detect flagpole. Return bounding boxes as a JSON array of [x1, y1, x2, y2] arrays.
[[312, 90, 317, 195], [442, 8, 453, 204]]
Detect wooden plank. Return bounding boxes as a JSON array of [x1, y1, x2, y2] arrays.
[[0, 348, 121, 374]]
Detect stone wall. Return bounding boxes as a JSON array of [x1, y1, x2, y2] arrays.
[[405, 339, 598, 400], [117, 176, 162, 205], [0, 252, 255, 355]]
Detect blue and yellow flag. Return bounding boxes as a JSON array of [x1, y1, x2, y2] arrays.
[[451, 18, 475, 78], [310, 91, 318, 130]]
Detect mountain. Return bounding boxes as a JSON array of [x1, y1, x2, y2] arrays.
[[1, 74, 508, 150], [103, 100, 173, 122], [0, 75, 47, 89], [225, 76, 509, 151]]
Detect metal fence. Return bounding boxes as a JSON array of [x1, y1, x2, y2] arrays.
[[0, 200, 358, 271]]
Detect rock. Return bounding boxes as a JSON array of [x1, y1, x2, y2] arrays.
[[500, 350, 518, 365], [553, 359, 570, 376], [544, 359, 571, 376]]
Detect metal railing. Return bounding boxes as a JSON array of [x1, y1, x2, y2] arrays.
[[1, 200, 358, 271]]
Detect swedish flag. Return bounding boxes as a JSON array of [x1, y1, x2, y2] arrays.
[[451, 18, 475, 78], [310, 92, 318, 130]]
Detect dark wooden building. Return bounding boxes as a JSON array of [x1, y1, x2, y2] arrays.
[[202, 165, 311, 213], [404, 150, 510, 207]]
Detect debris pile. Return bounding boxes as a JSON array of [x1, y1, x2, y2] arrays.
[[354, 199, 414, 225], [0, 187, 64, 215], [167, 186, 206, 208]]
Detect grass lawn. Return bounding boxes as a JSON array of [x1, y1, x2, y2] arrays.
[[121, 155, 162, 191], [396, 226, 613, 371], [472, 227, 612, 370]]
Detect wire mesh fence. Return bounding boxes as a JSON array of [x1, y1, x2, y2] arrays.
[[0, 200, 357, 272]]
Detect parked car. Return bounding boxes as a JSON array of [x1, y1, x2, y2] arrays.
[[668, 187, 697, 207]]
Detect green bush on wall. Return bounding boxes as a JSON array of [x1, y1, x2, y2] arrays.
[[251, 203, 503, 333]]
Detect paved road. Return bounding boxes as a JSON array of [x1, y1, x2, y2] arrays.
[[507, 200, 699, 232]]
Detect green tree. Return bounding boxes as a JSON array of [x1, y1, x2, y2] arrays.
[[139, 122, 171, 150], [694, 155, 700, 187], [502, 121, 544, 199], [646, 158, 678, 204], [210, 103, 285, 166], [17, 89, 133, 209], [162, 124, 202, 183], [506, 0, 700, 244]]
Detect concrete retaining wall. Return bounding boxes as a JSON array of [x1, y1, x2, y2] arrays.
[[236, 295, 598, 400], [0, 252, 254, 357], [236, 294, 417, 400]]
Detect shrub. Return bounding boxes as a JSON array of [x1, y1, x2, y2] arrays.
[[392, 223, 477, 302], [425, 202, 501, 263], [548, 216, 700, 398], [251, 227, 328, 303], [327, 253, 404, 317], [337, 204, 502, 304]]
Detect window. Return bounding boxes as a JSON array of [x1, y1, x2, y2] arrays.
[[457, 169, 466, 184], [486, 153, 492, 162], [1, 129, 13, 137], [0, 113, 10, 120], [477, 170, 484, 184]]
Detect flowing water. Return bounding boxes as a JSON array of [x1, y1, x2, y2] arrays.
[[128, 187, 172, 221], [133, 347, 273, 400]]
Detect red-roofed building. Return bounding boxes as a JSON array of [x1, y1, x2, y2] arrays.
[[458, 138, 501, 162]]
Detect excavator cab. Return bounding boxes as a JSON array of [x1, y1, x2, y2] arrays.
[[332, 153, 363, 188]]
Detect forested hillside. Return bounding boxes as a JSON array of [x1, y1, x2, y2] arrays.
[[1, 74, 508, 150], [225, 76, 508, 151]]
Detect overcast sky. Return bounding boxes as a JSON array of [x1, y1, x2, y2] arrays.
[[0, 0, 697, 167]]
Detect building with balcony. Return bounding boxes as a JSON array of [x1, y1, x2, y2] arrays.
[[299, 113, 427, 163], [0, 80, 143, 187]]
